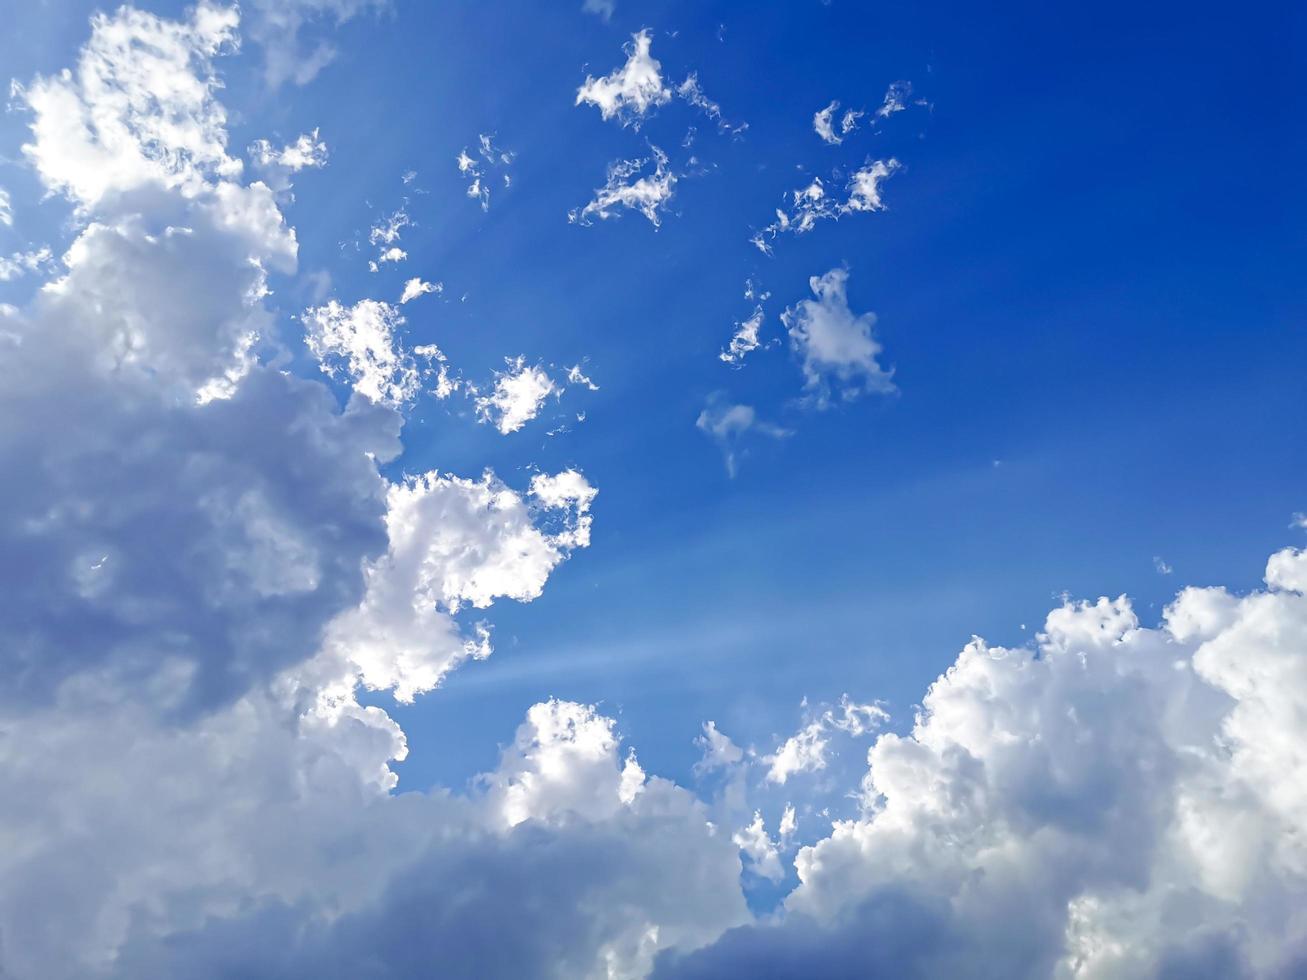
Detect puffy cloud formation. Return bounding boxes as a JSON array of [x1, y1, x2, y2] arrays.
[[474, 356, 560, 434], [457, 134, 515, 211], [570, 145, 677, 228], [782, 268, 896, 407], [657, 552, 1307, 978], [303, 298, 421, 407], [322, 469, 596, 701], [576, 30, 672, 129]]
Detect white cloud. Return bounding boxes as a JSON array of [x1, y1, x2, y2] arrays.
[[246, 0, 381, 87], [813, 100, 863, 145], [733, 811, 785, 882], [720, 307, 764, 366], [697, 395, 791, 477], [657, 551, 1307, 978], [844, 159, 902, 213], [15, 2, 243, 211], [457, 134, 515, 211], [302, 298, 419, 407], [398, 276, 442, 304], [247, 128, 328, 196], [0, 246, 55, 282], [0, 188, 11, 227], [782, 267, 895, 407], [576, 30, 672, 129], [582, 0, 615, 21], [320, 469, 594, 701], [570, 145, 677, 228], [750, 159, 900, 254], [474, 356, 559, 434], [677, 74, 746, 136], [695, 720, 745, 773], [1155, 555, 1174, 575], [876, 79, 913, 118]]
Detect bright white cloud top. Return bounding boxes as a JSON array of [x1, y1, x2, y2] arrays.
[[0, 3, 1302, 980]]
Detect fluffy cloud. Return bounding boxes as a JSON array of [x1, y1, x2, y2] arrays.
[[302, 298, 421, 407], [474, 356, 559, 433], [721, 306, 764, 365], [657, 551, 1307, 978], [399, 276, 442, 304], [576, 30, 672, 129], [570, 145, 677, 228], [321, 469, 595, 701], [782, 268, 895, 407], [15, 2, 243, 211], [0, 188, 12, 226]]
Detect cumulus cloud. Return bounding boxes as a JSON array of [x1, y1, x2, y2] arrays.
[[657, 551, 1307, 978], [0, 188, 11, 226], [457, 134, 515, 211], [302, 298, 420, 407], [782, 267, 895, 407], [474, 356, 559, 434], [320, 470, 595, 701], [750, 159, 900, 254], [570, 145, 677, 228], [576, 30, 672, 129]]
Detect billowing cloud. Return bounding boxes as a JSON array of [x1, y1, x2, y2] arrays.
[[570, 145, 677, 228], [657, 551, 1307, 978], [782, 268, 895, 407], [576, 30, 672, 129]]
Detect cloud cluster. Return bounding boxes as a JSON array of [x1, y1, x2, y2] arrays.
[[569, 145, 677, 228], [751, 160, 900, 254], [457, 134, 515, 211]]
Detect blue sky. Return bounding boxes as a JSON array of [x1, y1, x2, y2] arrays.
[[1, 1, 1305, 977]]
